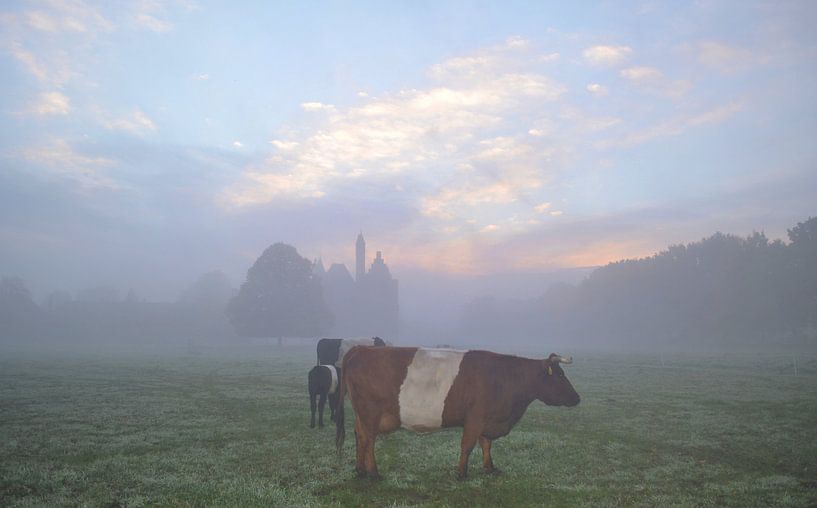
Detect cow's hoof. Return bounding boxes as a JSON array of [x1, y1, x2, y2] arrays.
[[367, 472, 382, 481], [456, 471, 468, 481], [356, 468, 367, 479], [309, 423, 315, 429], [318, 423, 324, 428], [484, 467, 502, 476]]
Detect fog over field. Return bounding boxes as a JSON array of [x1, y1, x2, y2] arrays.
[[2, 1, 817, 351], [1, 1, 817, 506], [1, 1, 816, 352]]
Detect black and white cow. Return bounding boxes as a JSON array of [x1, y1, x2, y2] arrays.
[[308, 364, 341, 428], [316, 336, 386, 367]]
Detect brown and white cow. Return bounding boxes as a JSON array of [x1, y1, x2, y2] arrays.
[[336, 346, 580, 479]]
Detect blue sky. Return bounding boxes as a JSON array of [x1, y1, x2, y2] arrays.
[[1, 1, 816, 300]]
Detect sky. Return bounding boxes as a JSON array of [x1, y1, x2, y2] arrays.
[[1, 0, 816, 302]]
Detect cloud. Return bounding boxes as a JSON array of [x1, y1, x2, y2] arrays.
[[558, 106, 621, 132], [7, 44, 47, 82], [430, 56, 494, 80], [2, 0, 186, 91], [597, 102, 744, 148], [421, 178, 530, 220], [620, 66, 691, 97], [131, 0, 184, 32], [429, 37, 535, 81], [695, 41, 756, 72], [505, 36, 530, 49], [361, 169, 817, 274], [301, 102, 336, 112], [682, 102, 744, 129], [134, 13, 173, 32], [217, 35, 777, 273], [7, 42, 76, 86], [474, 136, 533, 161], [583, 45, 632, 66], [224, 49, 567, 212], [499, 169, 817, 272], [219, 45, 567, 224], [534, 202, 552, 213], [0, 2, 110, 89], [24, 1, 114, 33], [18, 138, 117, 189], [99, 109, 157, 135], [31, 91, 71, 115], [269, 140, 299, 150], [620, 66, 662, 81]]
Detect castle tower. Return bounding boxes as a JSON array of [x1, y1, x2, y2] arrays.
[[355, 232, 366, 282]]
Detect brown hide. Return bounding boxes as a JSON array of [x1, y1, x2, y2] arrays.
[[442, 351, 544, 439], [336, 346, 580, 479], [344, 346, 416, 433]]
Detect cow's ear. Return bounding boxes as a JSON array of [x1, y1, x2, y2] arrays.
[[542, 358, 554, 376]]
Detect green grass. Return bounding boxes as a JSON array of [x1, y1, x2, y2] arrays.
[[1, 345, 816, 506]]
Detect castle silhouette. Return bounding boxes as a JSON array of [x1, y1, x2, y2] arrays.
[[313, 233, 399, 341]]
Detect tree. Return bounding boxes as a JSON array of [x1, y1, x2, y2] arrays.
[[785, 217, 817, 334], [0, 276, 45, 341], [227, 243, 333, 339], [178, 270, 235, 310], [43, 290, 72, 310], [176, 270, 237, 342], [76, 286, 120, 303]]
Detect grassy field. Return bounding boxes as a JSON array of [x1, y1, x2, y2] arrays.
[[1, 344, 816, 507]]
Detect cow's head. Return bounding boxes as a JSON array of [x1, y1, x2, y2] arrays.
[[372, 336, 386, 346], [536, 353, 580, 407]]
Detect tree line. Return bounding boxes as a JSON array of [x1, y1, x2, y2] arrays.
[[3, 218, 815, 348], [0, 271, 238, 344], [0, 243, 334, 344], [461, 217, 817, 348]]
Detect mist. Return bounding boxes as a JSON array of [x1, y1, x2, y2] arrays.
[[4, 3, 817, 506], [2, 1, 817, 355], [2, 218, 815, 354]]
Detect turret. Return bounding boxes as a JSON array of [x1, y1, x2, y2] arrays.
[[356, 232, 366, 282]]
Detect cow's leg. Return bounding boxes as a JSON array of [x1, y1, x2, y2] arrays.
[[328, 391, 338, 422], [309, 390, 317, 428], [479, 436, 500, 474], [363, 425, 380, 480], [317, 392, 327, 428], [457, 423, 482, 479], [354, 417, 367, 478], [353, 412, 382, 480]]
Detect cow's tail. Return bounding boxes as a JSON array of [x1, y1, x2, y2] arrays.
[[335, 361, 346, 458]]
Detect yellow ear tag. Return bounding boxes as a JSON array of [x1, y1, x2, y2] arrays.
[[547, 366, 553, 376]]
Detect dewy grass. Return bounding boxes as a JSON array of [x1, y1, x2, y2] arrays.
[[1, 345, 816, 507]]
